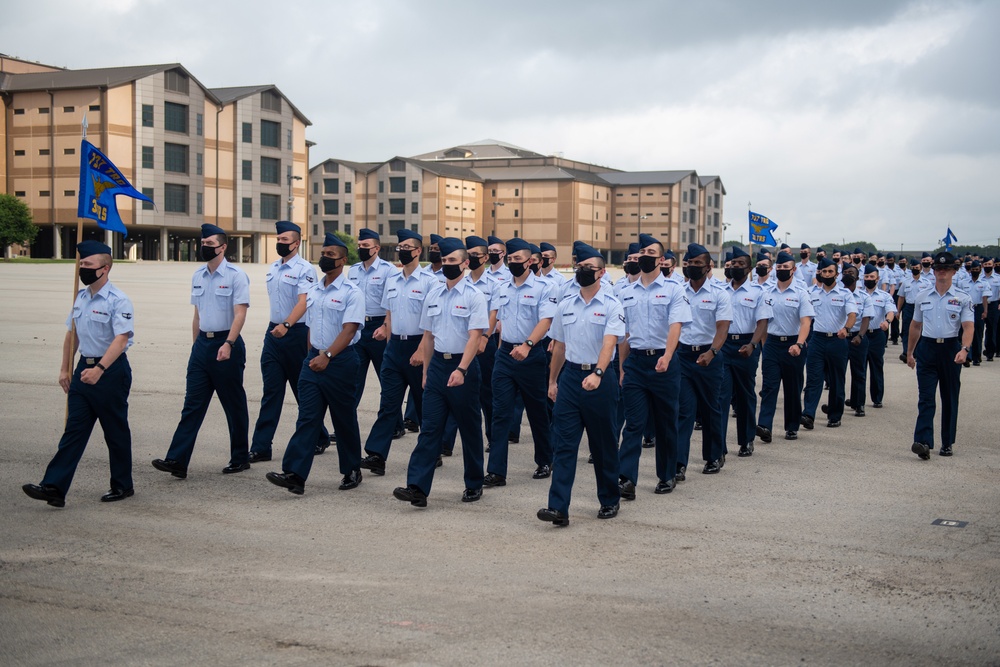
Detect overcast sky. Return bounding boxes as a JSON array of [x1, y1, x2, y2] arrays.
[[4, 0, 997, 250]]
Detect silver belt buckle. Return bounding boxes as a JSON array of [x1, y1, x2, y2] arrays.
[[85, 357, 97, 365], [206, 331, 216, 338], [935, 338, 945, 343], [580, 363, 593, 371], [442, 353, 454, 360]]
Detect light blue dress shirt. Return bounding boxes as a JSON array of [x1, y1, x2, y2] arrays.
[[620, 275, 692, 349], [912, 286, 974, 338], [381, 268, 440, 336], [190, 258, 250, 332], [305, 273, 365, 349], [494, 272, 557, 343], [679, 282, 733, 346], [348, 256, 398, 316], [549, 289, 626, 364], [265, 254, 317, 323], [807, 285, 858, 334], [847, 288, 876, 332], [864, 288, 897, 327], [725, 280, 771, 334], [763, 283, 815, 336], [419, 280, 489, 353], [67, 282, 135, 357]]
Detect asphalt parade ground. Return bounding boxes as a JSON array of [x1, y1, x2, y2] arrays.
[[1, 261, 998, 666]]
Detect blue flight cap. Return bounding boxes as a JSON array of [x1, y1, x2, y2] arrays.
[[638, 233, 661, 249], [817, 257, 836, 270], [971, 260, 981, 268], [323, 233, 346, 249], [487, 235, 505, 246], [438, 237, 466, 257], [731, 246, 750, 260], [574, 242, 602, 263], [886, 252, 895, 259], [275, 221, 300, 235], [465, 235, 488, 249], [800, 243, 810, 249], [816, 247, 826, 253], [358, 228, 379, 242], [921, 251, 932, 259], [664, 250, 676, 260], [756, 251, 770, 263], [529, 243, 541, 255], [201, 223, 225, 238], [780, 243, 790, 250], [864, 263, 879, 275], [397, 229, 422, 244], [505, 238, 531, 254], [627, 242, 641, 256], [540, 242, 556, 253], [430, 234, 443, 245], [77, 240, 111, 258], [684, 243, 709, 261], [724, 251, 733, 262], [775, 251, 795, 264], [853, 247, 863, 255]]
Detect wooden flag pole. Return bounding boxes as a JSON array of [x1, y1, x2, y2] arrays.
[[747, 201, 753, 256]]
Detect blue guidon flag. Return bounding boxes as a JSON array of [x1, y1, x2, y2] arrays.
[[77, 139, 153, 236], [749, 210, 778, 246]]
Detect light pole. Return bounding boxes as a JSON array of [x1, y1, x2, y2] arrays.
[[492, 201, 504, 237], [784, 231, 790, 247], [287, 173, 303, 222]]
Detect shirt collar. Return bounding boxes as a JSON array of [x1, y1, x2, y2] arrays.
[[321, 272, 347, 290]]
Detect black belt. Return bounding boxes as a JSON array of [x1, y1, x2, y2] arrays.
[[199, 330, 231, 340], [365, 315, 386, 322], [566, 362, 600, 371], [815, 332, 837, 338], [269, 321, 306, 329], [921, 336, 958, 344], [771, 336, 798, 343], [82, 356, 122, 367], [312, 345, 354, 355], [629, 348, 665, 356], [866, 329, 883, 336], [679, 344, 710, 352], [728, 333, 753, 340], [391, 333, 422, 341], [848, 330, 861, 335], [433, 351, 463, 360]]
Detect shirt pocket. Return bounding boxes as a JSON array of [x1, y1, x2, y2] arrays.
[[452, 304, 472, 318], [89, 310, 111, 324], [214, 285, 233, 298], [697, 299, 716, 310], [325, 298, 347, 311]]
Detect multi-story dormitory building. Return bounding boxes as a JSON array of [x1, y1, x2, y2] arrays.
[[1, 54, 311, 262], [309, 139, 725, 263]]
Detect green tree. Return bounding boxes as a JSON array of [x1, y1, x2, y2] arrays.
[[333, 230, 360, 265], [0, 194, 38, 255]]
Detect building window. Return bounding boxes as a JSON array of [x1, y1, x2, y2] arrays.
[[344, 224, 352, 235], [411, 180, 419, 193], [286, 129, 292, 150], [378, 181, 384, 194], [64, 148, 75, 155], [164, 143, 188, 174], [38, 149, 50, 156], [164, 69, 189, 94], [389, 159, 406, 172], [714, 194, 720, 208], [164, 184, 188, 213], [260, 193, 280, 220], [14, 191, 25, 197], [713, 212, 719, 227], [261, 90, 282, 112], [196, 113, 203, 137], [344, 203, 352, 214], [690, 189, 696, 203], [242, 197, 253, 218], [195, 152, 203, 176], [64, 190, 75, 197], [89, 104, 101, 111], [39, 107, 50, 114], [325, 221, 339, 233], [682, 191, 687, 203], [261, 120, 281, 148], [514, 209, 519, 218], [39, 190, 50, 197], [378, 202, 384, 215], [324, 200, 339, 215], [682, 211, 687, 223], [389, 220, 405, 235], [682, 231, 687, 243], [324, 179, 339, 195], [260, 157, 281, 184], [196, 192, 203, 215], [312, 203, 318, 215], [237, 160, 250, 181], [514, 188, 519, 196], [142, 104, 154, 127], [142, 146, 154, 169], [389, 199, 405, 214], [690, 209, 696, 224], [411, 202, 418, 214], [142, 187, 154, 210], [389, 177, 405, 193], [165, 102, 188, 134], [242, 122, 252, 143], [324, 162, 338, 173], [312, 182, 318, 194], [14, 149, 25, 156], [13, 109, 24, 115]]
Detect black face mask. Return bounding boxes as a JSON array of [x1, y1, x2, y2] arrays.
[[79, 266, 105, 286], [864, 279, 878, 290], [842, 274, 857, 287], [723, 268, 733, 280], [877, 261, 885, 267], [468, 256, 483, 271], [488, 252, 503, 266], [442, 264, 464, 280], [776, 269, 792, 282], [800, 251, 809, 259], [887, 262, 895, 267], [683, 265, 707, 281], [818, 275, 837, 286], [756, 266, 769, 277], [911, 268, 921, 276], [985, 267, 994, 274], [730, 266, 748, 282], [318, 256, 342, 273], [398, 249, 416, 265], [508, 260, 528, 278], [428, 251, 442, 264], [853, 257, 862, 264], [972, 271, 981, 279], [200, 245, 220, 262], [921, 262, 932, 269], [358, 247, 374, 262], [541, 257, 553, 268], [638, 255, 659, 274], [660, 266, 672, 278], [624, 261, 641, 276], [530, 263, 541, 275], [575, 267, 598, 287], [276, 242, 295, 258]]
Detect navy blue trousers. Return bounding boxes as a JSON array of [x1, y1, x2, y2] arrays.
[[803, 334, 848, 421], [355, 316, 402, 431], [866, 329, 887, 404], [848, 332, 870, 409], [166, 334, 249, 468], [442, 336, 495, 451], [42, 356, 132, 495], [900, 303, 915, 356], [619, 351, 680, 485], [757, 337, 805, 433], [407, 354, 484, 496], [971, 305, 984, 363], [985, 301, 999, 359], [365, 335, 424, 460], [677, 348, 724, 466], [488, 342, 552, 477], [547, 364, 620, 515], [913, 337, 962, 449], [251, 324, 327, 456], [720, 335, 760, 449], [281, 348, 361, 481]]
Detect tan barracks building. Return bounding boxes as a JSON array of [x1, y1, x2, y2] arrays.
[[0, 54, 311, 262], [309, 140, 725, 264]]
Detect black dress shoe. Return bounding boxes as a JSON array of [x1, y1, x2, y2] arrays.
[[508, 434, 520, 444], [641, 437, 655, 449], [248, 451, 272, 463], [462, 487, 483, 503], [314, 442, 329, 456], [484, 444, 490, 453], [360, 454, 386, 475], [328, 432, 338, 444], [588, 453, 594, 464], [873, 402, 883, 408], [532, 464, 551, 479], [939, 445, 953, 457], [911, 442, 931, 460], [800, 415, 815, 430], [100, 488, 134, 503], [854, 408, 866, 417], [483, 473, 507, 487], [654, 478, 675, 494], [702, 460, 721, 474], [152, 458, 187, 479], [393, 485, 428, 507], [675, 465, 686, 482], [963, 360, 971, 368], [826, 420, 841, 428], [22, 483, 65, 508], [785, 430, 798, 441], [391, 426, 407, 440], [403, 418, 419, 433], [597, 503, 620, 519], [537, 507, 569, 526], [693, 421, 702, 431], [339, 469, 362, 490], [756, 425, 772, 443], [898, 353, 907, 362], [435, 455, 443, 468], [442, 448, 453, 456], [222, 461, 251, 474], [844, 399, 853, 409], [738, 442, 754, 457], [618, 478, 636, 500], [821, 404, 830, 415], [731, 409, 737, 418], [973, 361, 981, 366], [266, 471, 305, 495]]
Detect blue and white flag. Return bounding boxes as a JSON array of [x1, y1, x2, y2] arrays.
[[749, 211, 778, 246], [77, 139, 153, 236]]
